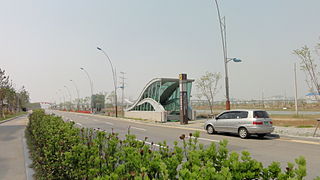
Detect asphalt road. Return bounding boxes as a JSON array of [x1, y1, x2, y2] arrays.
[[50, 110, 320, 179]]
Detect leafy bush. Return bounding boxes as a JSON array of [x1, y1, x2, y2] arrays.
[[26, 110, 313, 179]]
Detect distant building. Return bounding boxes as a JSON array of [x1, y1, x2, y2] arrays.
[[305, 92, 320, 103]]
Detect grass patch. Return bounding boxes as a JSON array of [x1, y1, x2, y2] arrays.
[[0, 112, 27, 122], [296, 125, 314, 128], [273, 119, 317, 127], [270, 114, 320, 120]]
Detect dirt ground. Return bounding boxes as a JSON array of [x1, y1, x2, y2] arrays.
[[272, 119, 319, 127]]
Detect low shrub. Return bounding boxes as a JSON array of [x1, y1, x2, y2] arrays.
[[26, 110, 312, 179]]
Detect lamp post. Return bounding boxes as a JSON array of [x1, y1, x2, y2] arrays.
[[58, 89, 66, 110], [64, 85, 72, 110], [70, 80, 80, 111], [80, 67, 94, 113], [55, 91, 62, 110], [97, 47, 118, 117], [214, 0, 241, 110], [225, 58, 242, 109], [294, 63, 298, 116]]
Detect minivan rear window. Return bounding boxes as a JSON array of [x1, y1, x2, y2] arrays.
[[254, 111, 269, 118]]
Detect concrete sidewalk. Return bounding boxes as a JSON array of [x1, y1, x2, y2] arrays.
[[0, 115, 32, 180]]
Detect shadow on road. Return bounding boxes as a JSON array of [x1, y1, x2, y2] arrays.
[[211, 132, 280, 140]]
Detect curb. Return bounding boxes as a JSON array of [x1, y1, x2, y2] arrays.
[[0, 114, 28, 124], [23, 132, 34, 180]]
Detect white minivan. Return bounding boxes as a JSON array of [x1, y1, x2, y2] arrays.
[[204, 110, 274, 138]]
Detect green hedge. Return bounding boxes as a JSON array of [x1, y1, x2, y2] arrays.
[[26, 110, 315, 180]]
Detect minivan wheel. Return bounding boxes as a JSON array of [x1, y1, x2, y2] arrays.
[[238, 128, 249, 139], [207, 125, 216, 134]]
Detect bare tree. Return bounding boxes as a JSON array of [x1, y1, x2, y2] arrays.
[[195, 72, 222, 114], [293, 43, 320, 101]]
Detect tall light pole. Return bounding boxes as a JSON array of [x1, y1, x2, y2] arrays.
[[294, 63, 298, 116], [70, 79, 80, 111], [214, 0, 241, 110], [97, 47, 118, 117], [64, 85, 72, 110], [119, 71, 126, 109], [58, 89, 66, 110], [55, 91, 62, 110], [80, 67, 94, 113]]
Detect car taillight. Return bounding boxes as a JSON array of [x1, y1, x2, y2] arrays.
[[253, 121, 263, 125], [270, 121, 273, 124]]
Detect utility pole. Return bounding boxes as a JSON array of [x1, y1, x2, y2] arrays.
[[80, 67, 94, 113], [294, 63, 298, 115], [119, 72, 126, 110], [70, 80, 80, 111], [261, 89, 265, 109], [58, 89, 66, 110], [64, 86, 72, 110]]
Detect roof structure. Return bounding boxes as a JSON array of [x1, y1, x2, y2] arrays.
[[126, 78, 194, 113]]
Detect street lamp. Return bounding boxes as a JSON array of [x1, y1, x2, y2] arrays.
[[58, 89, 66, 110], [214, 0, 241, 110], [64, 85, 72, 110], [55, 91, 63, 110], [227, 58, 242, 63], [80, 67, 94, 113], [70, 79, 80, 111], [97, 47, 118, 117]]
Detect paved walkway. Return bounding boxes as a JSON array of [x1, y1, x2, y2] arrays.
[[0, 116, 29, 180]]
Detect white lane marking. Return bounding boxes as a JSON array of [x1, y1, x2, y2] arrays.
[[187, 136, 219, 143], [279, 139, 320, 145], [137, 139, 165, 148], [130, 126, 146, 131], [104, 122, 113, 125], [198, 137, 219, 142]]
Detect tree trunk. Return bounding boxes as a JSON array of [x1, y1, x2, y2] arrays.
[[208, 100, 213, 115], [0, 101, 5, 119]]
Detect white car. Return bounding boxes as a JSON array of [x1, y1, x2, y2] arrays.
[[204, 110, 274, 139]]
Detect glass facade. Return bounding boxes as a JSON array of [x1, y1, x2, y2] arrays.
[[131, 79, 193, 115]]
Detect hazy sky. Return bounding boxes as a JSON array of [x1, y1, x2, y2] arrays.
[[1, 0, 320, 103]]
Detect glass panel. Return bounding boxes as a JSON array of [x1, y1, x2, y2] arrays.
[[254, 111, 269, 118], [234, 111, 248, 119]]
